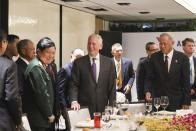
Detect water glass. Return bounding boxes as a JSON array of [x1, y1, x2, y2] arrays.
[[146, 103, 152, 114], [154, 97, 160, 112]]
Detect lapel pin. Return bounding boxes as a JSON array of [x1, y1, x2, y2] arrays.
[[175, 60, 178, 63]]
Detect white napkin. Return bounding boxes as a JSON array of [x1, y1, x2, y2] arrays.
[[116, 92, 126, 103]]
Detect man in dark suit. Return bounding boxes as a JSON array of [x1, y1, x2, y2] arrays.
[[16, 39, 35, 98], [58, 48, 84, 109], [182, 38, 196, 99], [111, 43, 135, 101], [136, 42, 158, 101], [69, 34, 116, 117], [0, 29, 23, 130], [145, 33, 190, 111]]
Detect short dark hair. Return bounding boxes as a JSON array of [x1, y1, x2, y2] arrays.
[[182, 38, 194, 46], [17, 39, 30, 56], [0, 29, 7, 42], [146, 42, 155, 51], [7, 34, 19, 44], [36, 37, 55, 52]]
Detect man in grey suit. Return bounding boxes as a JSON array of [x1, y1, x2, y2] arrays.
[[145, 33, 190, 111], [0, 29, 23, 130], [70, 34, 116, 117]]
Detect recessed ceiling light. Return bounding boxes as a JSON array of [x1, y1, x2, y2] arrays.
[[84, 7, 108, 11], [61, 0, 81, 2], [117, 3, 131, 6], [139, 11, 150, 14]]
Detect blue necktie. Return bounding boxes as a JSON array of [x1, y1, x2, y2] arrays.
[[190, 60, 193, 85], [92, 58, 96, 81]]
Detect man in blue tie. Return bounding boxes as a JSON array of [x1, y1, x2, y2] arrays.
[[182, 38, 196, 99], [69, 34, 116, 117]]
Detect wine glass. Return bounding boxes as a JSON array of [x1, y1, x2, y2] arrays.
[[105, 106, 113, 115], [154, 97, 160, 113], [146, 102, 152, 115], [160, 96, 169, 111], [120, 99, 129, 118]]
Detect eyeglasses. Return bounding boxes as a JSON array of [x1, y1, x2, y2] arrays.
[[148, 49, 159, 52]]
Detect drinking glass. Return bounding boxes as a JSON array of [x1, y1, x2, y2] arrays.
[[94, 112, 101, 128], [120, 99, 129, 118], [146, 102, 152, 114], [160, 96, 169, 111], [154, 97, 160, 113], [105, 106, 113, 115]]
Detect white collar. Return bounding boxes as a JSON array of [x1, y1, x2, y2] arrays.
[[20, 56, 29, 65], [89, 53, 100, 60]]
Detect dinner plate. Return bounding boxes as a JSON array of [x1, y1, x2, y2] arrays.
[[75, 120, 106, 128]]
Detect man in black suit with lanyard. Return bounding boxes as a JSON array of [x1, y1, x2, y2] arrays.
[[182, 38, 196, 99], [145, 33, 190, 111]]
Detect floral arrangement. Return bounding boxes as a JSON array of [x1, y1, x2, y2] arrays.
[[137, 114, 196, 131], [169, 114, 196, 131]]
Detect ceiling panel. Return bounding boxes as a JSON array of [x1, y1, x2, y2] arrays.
[[45, 0, 196, 21]]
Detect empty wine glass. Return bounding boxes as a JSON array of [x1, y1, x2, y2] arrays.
[[105, 106, 113, 115], [146, 103, 152, 115], [154, 97, 160, 113], [160, 96, 169, 111]]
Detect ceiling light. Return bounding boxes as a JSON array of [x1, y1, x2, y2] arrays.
[[117, 3, 131, 6], [139, 12, 150, 14], [174, 0, 196, 14]]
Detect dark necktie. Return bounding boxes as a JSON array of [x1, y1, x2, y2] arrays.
[[92, 58, 96, 81], [49, 65, 55, 81], [165, 55, 168, 72]]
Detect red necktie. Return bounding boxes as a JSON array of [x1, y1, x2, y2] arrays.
[[165, 55, 168, 72], [49, 65, 55, 80]]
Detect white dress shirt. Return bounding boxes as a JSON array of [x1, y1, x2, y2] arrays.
[[89, 53, 100, 83], [189, 55, 195, 84], [163, 49, 174, 72]]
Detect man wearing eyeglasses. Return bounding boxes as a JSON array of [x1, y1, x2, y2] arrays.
[[145, 33, 190, 111], [111, 43, 135, 101], [136, 42, 158, 101]]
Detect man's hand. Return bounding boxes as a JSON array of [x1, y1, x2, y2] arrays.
[[124, 85, 131, 94], [191, 89, 195, 95], [182, 105, 189, 109], [145, 92, 152, 102], [48, 115, 55, 123], [16, 121, 23, 131], [71, 101, 80, 111]]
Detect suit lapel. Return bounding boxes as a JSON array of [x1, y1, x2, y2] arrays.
[[158, 52, 167, 75], [169, 50, 178, 75], [97, 55, 103, 85]]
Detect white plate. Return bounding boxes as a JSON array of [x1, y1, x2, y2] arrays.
[[75, 120, 106, 128], [156, 110, 176, 115], [110, 115, 128, 120]]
